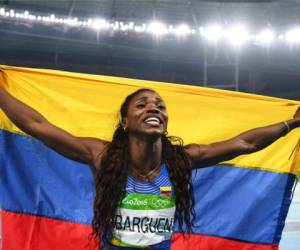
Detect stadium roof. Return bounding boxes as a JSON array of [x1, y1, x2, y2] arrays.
[[0, 0, 300, 100]]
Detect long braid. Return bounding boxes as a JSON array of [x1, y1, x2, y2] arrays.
[[162, 135, 196, 233], [92, 125, 129, 239]]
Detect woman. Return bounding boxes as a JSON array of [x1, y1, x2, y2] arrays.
[[0, 86, 299, 250]]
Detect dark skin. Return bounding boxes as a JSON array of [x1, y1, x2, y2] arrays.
[[0, 87, 300, 179]]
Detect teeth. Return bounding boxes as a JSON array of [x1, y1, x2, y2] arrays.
[[145, 117, 160, 125], [145, 117, 160, 122], [146, 120, 159, 125]]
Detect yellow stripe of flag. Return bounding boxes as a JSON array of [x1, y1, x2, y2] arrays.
[[0, 65, 300, 174]]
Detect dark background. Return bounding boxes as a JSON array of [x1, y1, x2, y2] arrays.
[[0, 0, 300, 100]]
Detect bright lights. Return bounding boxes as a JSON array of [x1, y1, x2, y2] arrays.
[[147, 22, 168, 35], [225, 25, 250, 47], [134, 24, 146, 33], [42, 16, 50, 23], [2, 6, 300, 48], [255, 29, 275, 44], [64, 18, 79, 26], [285, 28, 300, 44], [92, 19, 109, 30], [50, 14, 55, 22], [9, 10, 15, 18], [173, 24, 192, 36], [201, 25, 223, 42], [24, 11, 29, 18], [134, 25, 145, 33], [128, 22, 134, 30]]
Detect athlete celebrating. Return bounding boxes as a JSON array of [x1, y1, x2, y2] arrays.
[[0, 85, 299, 250]]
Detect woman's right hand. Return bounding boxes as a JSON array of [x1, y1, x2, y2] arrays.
[[0, 76, 107, 168]]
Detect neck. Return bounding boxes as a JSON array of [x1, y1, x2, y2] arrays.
[[128, 134, 162, 176]]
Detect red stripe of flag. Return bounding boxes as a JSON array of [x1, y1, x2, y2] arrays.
[[2, 210, 98, 250], [2, 210, 280, 250], [171, 233, 279, 250]]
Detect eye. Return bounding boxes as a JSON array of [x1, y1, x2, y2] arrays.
[[136, 103, 146, 109], [158, 104, 166, 110]]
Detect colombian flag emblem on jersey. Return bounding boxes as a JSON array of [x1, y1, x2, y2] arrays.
[[160, 186, 172, 197]]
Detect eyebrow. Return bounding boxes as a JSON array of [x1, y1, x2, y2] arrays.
[[135, 96, 163, 102]]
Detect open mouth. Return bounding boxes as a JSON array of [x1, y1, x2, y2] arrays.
[[144, 116, 162, 126]]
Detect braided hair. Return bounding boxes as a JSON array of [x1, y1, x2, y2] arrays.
[[92, 88, 195, 245]]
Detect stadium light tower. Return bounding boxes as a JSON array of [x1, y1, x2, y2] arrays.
[[285, 28, 300, 45], [201, 25, 223, 43], [226, 25, 250, 48], [255, 29, 275, 45], [147, 21, 168, 36], [173, 24, 192, 36], [92, 19, 109, 31]]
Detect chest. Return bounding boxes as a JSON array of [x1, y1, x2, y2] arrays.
[[110, 166, 176, 248]]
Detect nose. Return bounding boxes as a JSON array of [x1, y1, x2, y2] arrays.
[[146, 104, 160, 113]]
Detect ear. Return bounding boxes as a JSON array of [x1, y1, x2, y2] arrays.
[[121, 117, 128, 130]]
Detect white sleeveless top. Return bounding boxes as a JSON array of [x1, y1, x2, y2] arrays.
[[110, 164, 175, 249]]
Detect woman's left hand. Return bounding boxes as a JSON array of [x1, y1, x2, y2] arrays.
[[293, 107, 300, 119]]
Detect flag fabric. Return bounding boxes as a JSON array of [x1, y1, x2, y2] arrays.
[[0, 65, 299, 250]]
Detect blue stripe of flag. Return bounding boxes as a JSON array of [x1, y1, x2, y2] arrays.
[[0, 129, 295, 244]]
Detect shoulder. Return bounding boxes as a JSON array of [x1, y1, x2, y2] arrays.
[[183, 143, 209, 168], [183, 143, 205, 158]]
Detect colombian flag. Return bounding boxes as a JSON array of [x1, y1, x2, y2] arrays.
[[0, 65, 299, 250]]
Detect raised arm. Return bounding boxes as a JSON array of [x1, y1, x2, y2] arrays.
[[184, 114, 300, 168], [0, 86, 107, 167]]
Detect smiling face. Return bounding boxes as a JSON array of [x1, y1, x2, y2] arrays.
[[122, 90, 168, 139]]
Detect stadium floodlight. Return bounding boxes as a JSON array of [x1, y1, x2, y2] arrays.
[[82, 21, 88, 27], [121, 24, 129, 31], [111, 21, 120, 31], [173, 24, 192, 36], [54, 18, 63, 24], [6, 5, 300, 49], [255, 29, 275, 44], [147, 22, 168, 35], [9, 10, 15, 18], [50, 14, 56, 22], [92, 19, 109, 30], [65, 18, 79, 26], [24, 11, 29, 19], [201, 25, 223, 43], [285, 28, 300, 44], [128, 22, 135, 30], [134, 23, 146, 33], [134, 25, 145, 33], [225, 25, 250, 48], [29, 14, 36, 20], [42, 16, 50, 23]]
